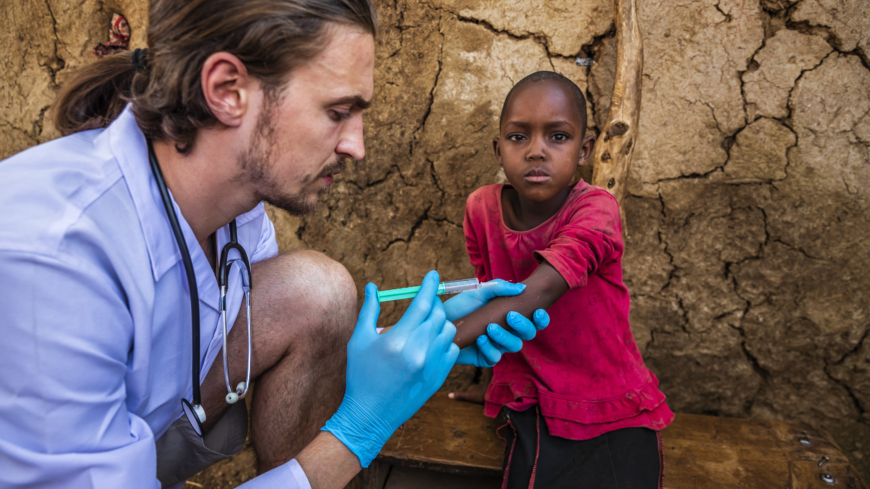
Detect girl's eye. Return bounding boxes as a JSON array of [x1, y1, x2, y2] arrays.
[[507, 134, 526, 141], [552, 133, 569, 142]]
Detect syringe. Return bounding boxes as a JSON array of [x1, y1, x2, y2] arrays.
[[376, 278, 498, 303]]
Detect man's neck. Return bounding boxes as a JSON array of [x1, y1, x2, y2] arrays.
[[152, 136, 257, 248]]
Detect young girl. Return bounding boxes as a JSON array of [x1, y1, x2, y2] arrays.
[[453, 71, 673, 489]]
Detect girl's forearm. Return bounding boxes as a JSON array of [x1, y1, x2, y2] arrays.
[[452, 262, 569, 348]]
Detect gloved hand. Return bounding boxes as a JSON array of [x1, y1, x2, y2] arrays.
[[444, 280, 550, 368], [455, 310, 550, 367], [322, 271, 459, 468], [442, 279, 524, 320]]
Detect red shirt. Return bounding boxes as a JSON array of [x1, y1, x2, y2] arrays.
[[464, 182, 674, 440]]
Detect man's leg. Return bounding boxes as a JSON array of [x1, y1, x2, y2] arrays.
[[199, 249, 357, 473]]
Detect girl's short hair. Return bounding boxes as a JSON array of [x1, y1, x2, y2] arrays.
[[499, 71, 587, 131]]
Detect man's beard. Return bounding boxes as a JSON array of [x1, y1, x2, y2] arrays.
[[238, 106, 345, 217]]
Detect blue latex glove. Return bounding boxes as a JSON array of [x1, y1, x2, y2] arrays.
[[444, 280, 550, 367], [323, 271, 459, 467]]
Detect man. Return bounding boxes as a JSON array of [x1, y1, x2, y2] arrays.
[[0, 0, 548, 488]]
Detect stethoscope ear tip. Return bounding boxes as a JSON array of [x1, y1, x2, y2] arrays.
[[225, 382, 248, 404]]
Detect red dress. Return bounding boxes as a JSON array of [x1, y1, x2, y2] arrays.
[[464, 181, 674, 440]]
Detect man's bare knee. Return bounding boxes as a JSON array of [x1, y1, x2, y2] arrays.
[[253, 250, 357, 351]]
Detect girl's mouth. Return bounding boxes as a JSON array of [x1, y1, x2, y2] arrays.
[[524, 168, 550, 183]]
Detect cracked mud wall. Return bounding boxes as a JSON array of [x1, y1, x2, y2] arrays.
[[1, 0, 147, 156], [2, 0, 869, 480]]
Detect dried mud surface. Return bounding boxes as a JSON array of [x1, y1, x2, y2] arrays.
[[2, 0, 868, 485]]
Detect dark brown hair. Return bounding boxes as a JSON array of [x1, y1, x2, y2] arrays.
[[54, 0, 377, 153]]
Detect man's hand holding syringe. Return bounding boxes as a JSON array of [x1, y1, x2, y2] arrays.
[[375, 276, 551, 364], [319, 271, 549, 469]]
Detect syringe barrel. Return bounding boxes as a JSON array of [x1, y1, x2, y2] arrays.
[[441, 278, 480, 295]]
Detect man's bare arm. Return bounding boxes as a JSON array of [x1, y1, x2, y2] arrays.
[[295, 432, 361, 489], [452, 261, 568, 348]]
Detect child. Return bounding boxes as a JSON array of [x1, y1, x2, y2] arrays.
[[454, 71, 674, 489]]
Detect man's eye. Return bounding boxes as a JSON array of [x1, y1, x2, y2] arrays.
[[330, 110, 352, 121]]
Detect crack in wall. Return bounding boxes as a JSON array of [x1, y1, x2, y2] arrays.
[[829, 329, 870, 367], [424, 2, 553, 57], [410, 14, 444, 157], [824, 364, 867, 415], [43, 0, 64, 88], [782, 50, 835, 123]]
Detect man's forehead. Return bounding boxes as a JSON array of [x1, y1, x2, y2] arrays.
[[291, 26, 375, 103]]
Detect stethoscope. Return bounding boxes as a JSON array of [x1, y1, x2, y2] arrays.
[[147, 140, 253, 437]]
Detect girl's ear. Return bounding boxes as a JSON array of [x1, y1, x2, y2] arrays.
[[492, 137, 502, 164], [577, 135, 596, 167]]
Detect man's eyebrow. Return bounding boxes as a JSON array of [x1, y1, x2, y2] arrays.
[[332, 95, 372, 109]]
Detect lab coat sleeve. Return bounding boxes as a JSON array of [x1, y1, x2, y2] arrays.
[[237, 459, 312, 489], [0, 250, 160, 488]]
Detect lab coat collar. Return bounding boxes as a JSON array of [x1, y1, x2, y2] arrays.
[[108, 106, 220, 313]]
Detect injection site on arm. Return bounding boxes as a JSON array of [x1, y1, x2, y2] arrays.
[[375, 274, 563, 349], [450, 261, 568, 348]]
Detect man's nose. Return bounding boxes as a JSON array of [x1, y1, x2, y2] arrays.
[[336, 114, 366, 161]]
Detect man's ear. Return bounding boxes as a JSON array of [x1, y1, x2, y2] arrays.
[[201, 52, 252, 129], [492, 137, 502, 164], [577, 135, 596, 167]]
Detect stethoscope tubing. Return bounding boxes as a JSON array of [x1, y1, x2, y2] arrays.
[[147, 140, 203, 407], [147, 140, 254, 432], [218, 231, 253, 402]]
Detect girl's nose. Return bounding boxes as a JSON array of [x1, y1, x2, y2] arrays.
[[526, 134, 547, 161]]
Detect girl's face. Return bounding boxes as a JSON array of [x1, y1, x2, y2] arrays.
[[494, 81, 594, 205]]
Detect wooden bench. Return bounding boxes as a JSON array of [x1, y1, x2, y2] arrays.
[[350, 394, 867, 489]]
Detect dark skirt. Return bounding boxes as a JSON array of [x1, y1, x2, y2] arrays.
[[500, 406, 664, 489]]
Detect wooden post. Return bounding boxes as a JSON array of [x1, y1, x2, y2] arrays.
[[590, 0, 643, 207]]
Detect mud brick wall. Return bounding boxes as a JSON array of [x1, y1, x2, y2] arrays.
[[3, 0, 868, 479]]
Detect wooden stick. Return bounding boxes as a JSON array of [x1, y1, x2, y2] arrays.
[[590, 0, 643, 208]]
